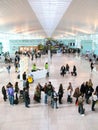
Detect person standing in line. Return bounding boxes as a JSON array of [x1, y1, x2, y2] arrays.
[[91, 92, 97, 111], [80, 82, 86, 96], [25, 79, 30, 93], [85, 80, 94, 104], [2, 86, 7, 101], [58, 83, 64, 104], [67, 82, 73, 103], [43, 83, 48, 104], [44, 82, 54, 104], [23, 88, 30, 108], [7, 82, 14, 105], [73, 87, 81, 105], [95, 86, 98, 97], [22, 72, 27, 87], [78, 94, 85, 116], [51, 90, 58, 109], [33, 85, 41, 103], [14, 82, 19, 104]]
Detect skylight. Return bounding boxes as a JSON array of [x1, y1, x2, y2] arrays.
[[28, 0, 72, 37]]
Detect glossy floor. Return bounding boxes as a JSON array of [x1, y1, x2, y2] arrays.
[[0, 53, 98, 130]]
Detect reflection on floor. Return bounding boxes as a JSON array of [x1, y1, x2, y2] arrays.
[[0, 53, 98, 130]]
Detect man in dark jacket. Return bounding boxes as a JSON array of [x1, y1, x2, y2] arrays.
[[24, 88, 30, 108], [22, 72, 26, 87], [2, 86, 7, 101], [60, 65, 66, 76]]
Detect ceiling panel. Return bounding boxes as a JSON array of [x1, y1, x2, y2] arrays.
[[0, 0, 46, 37], [53, 0, 98, 37], [0, 0, 98, 38], [28, 0, 72, 37]]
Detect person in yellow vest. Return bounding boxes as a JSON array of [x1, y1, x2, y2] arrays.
[[45, 62, 48, 70], [45, 62, 49, 77], [32, 63, 37, 71]]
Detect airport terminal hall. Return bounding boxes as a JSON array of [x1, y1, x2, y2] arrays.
[[0, 0, 98, 130]]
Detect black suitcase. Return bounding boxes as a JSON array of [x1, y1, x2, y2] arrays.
[[14, 99, 18, 104]]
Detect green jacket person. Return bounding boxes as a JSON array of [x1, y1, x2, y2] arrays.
[[45, 62, 48, 70], [32, 63, 37, 71]]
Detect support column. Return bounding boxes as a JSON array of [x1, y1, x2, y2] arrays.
[[47, 45, 51, 76]]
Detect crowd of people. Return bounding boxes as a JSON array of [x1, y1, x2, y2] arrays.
[[60, 64, 77, 76], [1, 77, 98, 116], [1, 51, 98, 117]]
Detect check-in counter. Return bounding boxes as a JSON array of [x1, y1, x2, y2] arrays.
[[30, 69, 47, 80]]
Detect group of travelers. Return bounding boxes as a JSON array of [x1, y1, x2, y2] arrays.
[[73, 79, 98, 115], [60, 64, 77, 76], [2, 80, 30, 108], [2, 82, 19, 105], [33, 81, 64, 109], [1, 76, 98, 116], [28, 78, 98, 114], [1, 52, 98, 116]]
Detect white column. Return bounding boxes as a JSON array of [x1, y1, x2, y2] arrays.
[[19, 56, 29, 80], [48, 49, 50, 74]]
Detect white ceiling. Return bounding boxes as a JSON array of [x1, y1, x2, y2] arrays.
[[0, 0, 98, 38], [28, 0, 72, 37]]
